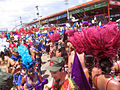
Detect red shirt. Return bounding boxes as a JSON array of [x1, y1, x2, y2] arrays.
[[9, 42, 17, 50], [23, 44, 28, 49], [29, 41, 33, 48]]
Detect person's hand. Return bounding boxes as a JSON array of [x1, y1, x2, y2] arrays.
[[15, 61, 19, 65]]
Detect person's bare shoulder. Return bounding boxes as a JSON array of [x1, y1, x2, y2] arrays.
[[68, 53, 74, 63], [108, 79, 120, 90]]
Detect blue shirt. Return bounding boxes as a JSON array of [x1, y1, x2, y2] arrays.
[[33, 47, 42, 56], [10, 54, 21, 61], [118, 24, 120, 27]]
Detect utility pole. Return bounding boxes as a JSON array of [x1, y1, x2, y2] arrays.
[[35, 6, 41, 27], [20, 16, 23, 26], [65, 0, 69, 20], [107, 0, 110, 22]]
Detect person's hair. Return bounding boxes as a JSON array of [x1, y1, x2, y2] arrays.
[[26, 64, 34, 75], [34, 44, 38, 48], [85, 55, 95, 69], [4, 49, 10, 57], [59, 68, 63, 72], [60, 47, 68, 64], [17, 41, 20, 47], [23, 40, 26, 44], [66, 41, 75, 52], [63, 30, 67, 42], [59, 62, 65, 72], [0, 51, 4, 61], [85, 54, 95, 86], [55, 42, 58, 47], [99, 57, 113, 74], [118, 48, 120, 58], [56, 45, 68, 64]]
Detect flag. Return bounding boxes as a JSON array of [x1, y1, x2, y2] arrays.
[[29, 78, 48, 90], [71, 51, 92, 90], [72, 22, 77, 29]]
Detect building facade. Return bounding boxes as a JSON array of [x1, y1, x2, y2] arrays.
[[25, 0, 120, 27]]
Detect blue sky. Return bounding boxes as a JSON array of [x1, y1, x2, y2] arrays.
[[0, 0, 92, 31]]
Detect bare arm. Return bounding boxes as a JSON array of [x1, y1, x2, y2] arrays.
[[20, 76, 27, 89], [6, 58, 15, 73], [77, 52, 86, 68], [38, 73, 43, 82], [68, 55, 74, 74], [33, 49, 39, 54]]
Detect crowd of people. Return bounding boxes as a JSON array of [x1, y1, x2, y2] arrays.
[[0, 21, 120, 90]]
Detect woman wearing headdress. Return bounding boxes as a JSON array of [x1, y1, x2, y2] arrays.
[[18, 44, 48, 90], [90, 22, 120, 90], [30, 42, 42, 75], [48, 32, 60, 58], [92, 57, 120, 90], [55, 43, 69, 72], [65, 29, 90, 81], [112, 51, 120, 74], [20, 64, 43, 90], [12, 59, 26, 90], [6, 47, 21, 73], [68, 22, 120, 90], [67, 43, 90, 81]]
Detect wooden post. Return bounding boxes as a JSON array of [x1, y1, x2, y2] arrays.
[[107, 0, 110, 22]]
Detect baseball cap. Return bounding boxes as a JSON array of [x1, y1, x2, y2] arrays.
[[12, 47, 18, 53], [46, 57, 64, 71]]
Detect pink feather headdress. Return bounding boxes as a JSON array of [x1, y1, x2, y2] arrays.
[[65, 29, 78, 37], [48, 32, 60, 42], [68, 22, 120, 58]]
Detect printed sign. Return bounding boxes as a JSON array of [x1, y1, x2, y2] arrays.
[[70, 2, 107, 15], [110, 0, 120, 6]]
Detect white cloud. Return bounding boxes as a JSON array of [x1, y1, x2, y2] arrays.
[[0, 0, 89, 31], [78, 0, 92, 4]]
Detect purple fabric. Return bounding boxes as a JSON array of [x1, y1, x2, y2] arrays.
[[20, 87, 24, 90], [82, 21, 88, 23], [71, 51, 92, 90], [88, 23, 92, 25], [29, 78, 48, 90]]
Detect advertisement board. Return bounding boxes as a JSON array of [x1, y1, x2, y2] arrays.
[[70, 1, 107, 15], [110, 0, 120, 6], [57, 14, 67, 19]]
